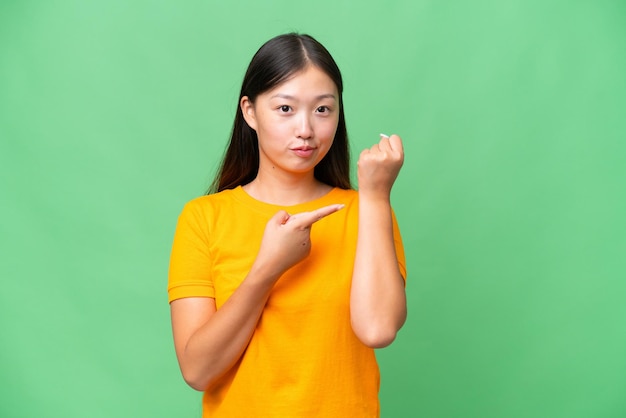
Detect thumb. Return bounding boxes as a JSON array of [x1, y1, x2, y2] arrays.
[[389, 134, 404, 153], [270, 210, 291, 226]]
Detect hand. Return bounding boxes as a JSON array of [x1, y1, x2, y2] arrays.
[[253, 204, 345, 279], [357, 134, 404, 198]]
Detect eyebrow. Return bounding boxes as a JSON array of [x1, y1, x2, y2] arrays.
[[270, 93, 337, 101]]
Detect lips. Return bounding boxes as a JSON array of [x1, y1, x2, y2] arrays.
[[291, 146, 316, 157]]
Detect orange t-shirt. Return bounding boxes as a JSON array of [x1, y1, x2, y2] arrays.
[[168, 186, 406, 417]]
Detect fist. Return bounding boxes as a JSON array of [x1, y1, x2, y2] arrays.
[[357, 134, 404, 197]]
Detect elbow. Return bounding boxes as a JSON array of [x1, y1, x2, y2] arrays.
[[351, 308, 407, 348], [180, 367, 214, 392], [352, 310, 407, 348], [352, 323, 400, 349], [182, 372, 208, 392], [185, 379, 208, 392], [360, 330, 398, 349]]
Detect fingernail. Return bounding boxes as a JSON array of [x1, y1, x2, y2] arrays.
[[380, 133, 390, 139]]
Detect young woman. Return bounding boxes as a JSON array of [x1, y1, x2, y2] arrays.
[[168, 33, 407, 417]]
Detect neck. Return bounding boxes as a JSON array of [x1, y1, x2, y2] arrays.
[[243, 170, 331, 206]]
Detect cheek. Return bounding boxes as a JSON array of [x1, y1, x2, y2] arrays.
[[318, 119, 339, 143], [256, 116, 288, 140]]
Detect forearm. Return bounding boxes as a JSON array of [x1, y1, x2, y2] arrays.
[[177, 266, 278, 391], [351, 195, 407, 348], [174, 206, 345, 390]]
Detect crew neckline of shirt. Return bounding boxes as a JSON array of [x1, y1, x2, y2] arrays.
[[230, 185, 345, 212]]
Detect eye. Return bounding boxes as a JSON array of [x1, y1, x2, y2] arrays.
[[316, 106, 330, 113], [278, 105, 292, 113]]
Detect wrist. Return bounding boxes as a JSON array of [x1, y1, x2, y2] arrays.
[[247, 260, 283, 288], [357, 188, 392, 204]]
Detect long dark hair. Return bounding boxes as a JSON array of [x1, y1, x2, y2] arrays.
[[208, 33, 352, 193]]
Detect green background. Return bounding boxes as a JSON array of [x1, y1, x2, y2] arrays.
[[1, 1, 625, 417]]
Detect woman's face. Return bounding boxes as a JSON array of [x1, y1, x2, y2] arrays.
[[241, 65, 339, 180]]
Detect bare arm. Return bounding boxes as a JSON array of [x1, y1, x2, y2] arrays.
[[170, 204, 344, 391], [351, 134, 407, 348]]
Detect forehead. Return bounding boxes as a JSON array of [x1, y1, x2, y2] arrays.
[[266, 66, 338, 98]]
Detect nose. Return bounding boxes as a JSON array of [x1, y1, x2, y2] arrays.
[[295, 114, 313, 139]]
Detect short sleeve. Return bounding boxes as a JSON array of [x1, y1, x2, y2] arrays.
[[167, 200, 215, 302]]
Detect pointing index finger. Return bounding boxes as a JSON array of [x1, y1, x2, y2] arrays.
[[290, 204, 345, 228]]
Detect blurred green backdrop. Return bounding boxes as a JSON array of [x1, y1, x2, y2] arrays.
[[1, 1, 625, 417]]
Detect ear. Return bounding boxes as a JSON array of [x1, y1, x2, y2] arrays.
[[240, 96, 257, 131]]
